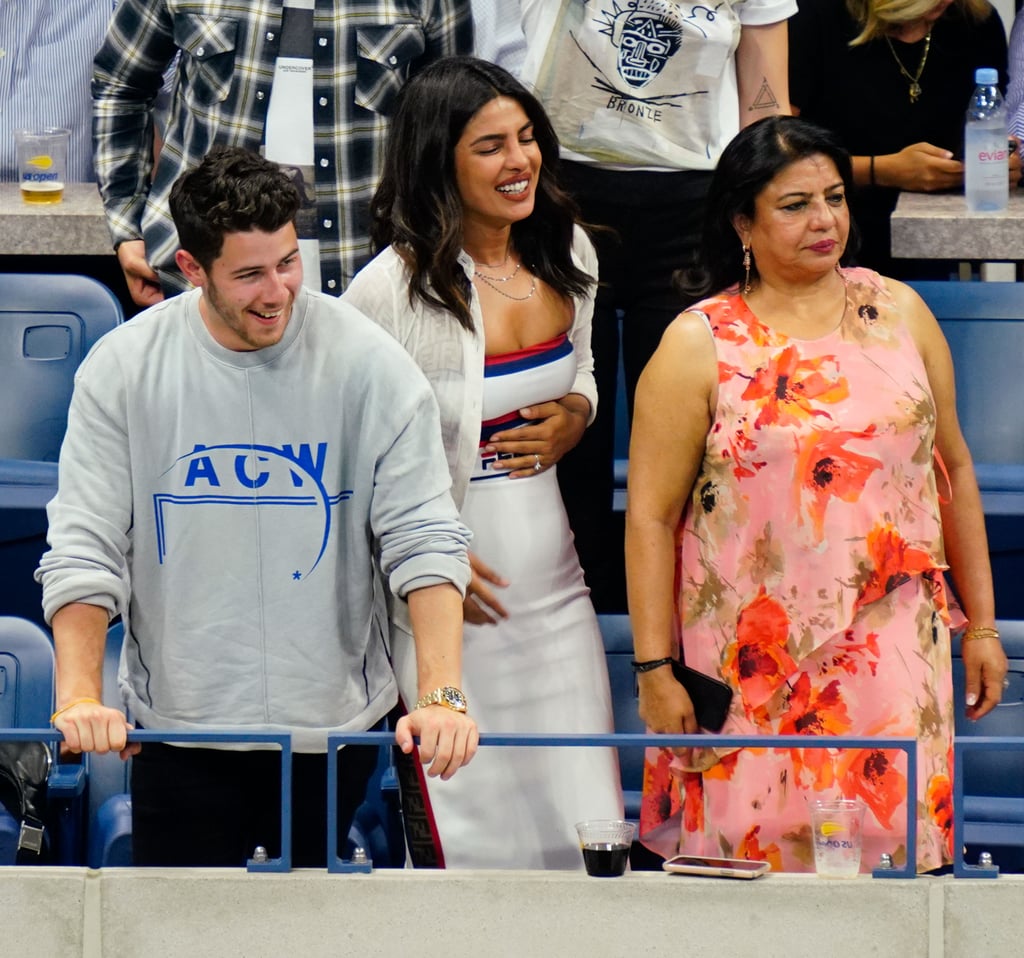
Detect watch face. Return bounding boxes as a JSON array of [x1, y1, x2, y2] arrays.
[[441, 687, 467, 711]]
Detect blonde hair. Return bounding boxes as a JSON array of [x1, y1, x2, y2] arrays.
[[845, 0, 991, 46]]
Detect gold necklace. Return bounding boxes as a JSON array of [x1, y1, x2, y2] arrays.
[[884, 29, 932, 104]]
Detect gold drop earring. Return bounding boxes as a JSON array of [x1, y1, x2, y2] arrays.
[[742, 244, 752, 295]]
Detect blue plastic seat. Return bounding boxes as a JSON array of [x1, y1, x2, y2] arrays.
[[597, 614, 646, 821], [907, 280, 1024, 619], [0, 615, 54, 729], [952, 619, 1024, 872], [0, 274, 123, 628], [85, 622, 133, 867], [0, 616, 86, 864]]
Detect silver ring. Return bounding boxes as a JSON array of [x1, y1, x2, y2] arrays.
[[1004, 678, 1011, 689], [534, 454, 542, 472]]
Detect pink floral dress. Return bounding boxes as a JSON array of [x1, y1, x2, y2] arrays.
[[639, 268, 956, 873]]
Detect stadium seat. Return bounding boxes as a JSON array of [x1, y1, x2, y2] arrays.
[[0, 274, 123, 628], [0, 616, 85, 864], [597, 614, 646, 821], [908, 280, 1024, 619], [85, 622, 133, 867], [952, 619, 1024, 873]]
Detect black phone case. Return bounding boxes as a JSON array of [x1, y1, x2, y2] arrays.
[[671, 662, 733, 732]]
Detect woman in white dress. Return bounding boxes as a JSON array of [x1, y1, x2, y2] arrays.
[[343, 56, 623, 869]]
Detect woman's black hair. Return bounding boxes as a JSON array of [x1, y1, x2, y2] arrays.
[[678, 115, 861, 301], [370, 56, 594, 330]]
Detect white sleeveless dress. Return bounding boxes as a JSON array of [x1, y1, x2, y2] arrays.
[[411, 333, 623, 869]]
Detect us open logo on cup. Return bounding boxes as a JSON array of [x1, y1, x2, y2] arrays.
[[20, 154, 63, 203], [817, 820, 856, 850], [23, 154, 59, 183]]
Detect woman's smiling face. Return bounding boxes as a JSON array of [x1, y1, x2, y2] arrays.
[[454, 96, 542, 232]]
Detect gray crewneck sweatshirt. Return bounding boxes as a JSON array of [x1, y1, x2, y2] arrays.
[[37, 286, 470, 751]]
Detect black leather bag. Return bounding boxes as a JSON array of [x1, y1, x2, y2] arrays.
[[0, 740, 52, 862]]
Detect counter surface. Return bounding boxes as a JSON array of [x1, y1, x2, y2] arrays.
[[0, 182, 112, 256], [891, 190, 1024, 262]]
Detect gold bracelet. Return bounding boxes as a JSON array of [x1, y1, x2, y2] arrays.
[[963, 626, 1001, 643], [50, 697, 102, 724]]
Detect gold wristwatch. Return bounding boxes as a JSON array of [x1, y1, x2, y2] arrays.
[[414, 686, 468, 713]]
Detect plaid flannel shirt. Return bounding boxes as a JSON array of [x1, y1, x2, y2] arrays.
[[92, 0, 472, 295]]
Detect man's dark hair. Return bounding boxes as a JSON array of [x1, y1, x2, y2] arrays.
[[678, 115, 862, 301], [169, 146, 302, 269]]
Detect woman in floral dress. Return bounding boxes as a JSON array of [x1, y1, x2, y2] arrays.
[[626, 116, 1008, 872]]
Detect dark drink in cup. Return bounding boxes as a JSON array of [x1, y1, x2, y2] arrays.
[[581, 842, 630, 877]]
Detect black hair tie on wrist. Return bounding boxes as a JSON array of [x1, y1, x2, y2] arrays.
[[631, 657, 675, 673]]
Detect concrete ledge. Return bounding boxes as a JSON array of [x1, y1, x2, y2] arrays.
[[891, 191, 1024, 262], [0, 867, 87, 956], [944, 879, 1022, 955], [4, 867, 1022, 957], [0, 184, 112, 256]]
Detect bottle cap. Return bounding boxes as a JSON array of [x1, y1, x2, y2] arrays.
[[975, 68, 999, 86]]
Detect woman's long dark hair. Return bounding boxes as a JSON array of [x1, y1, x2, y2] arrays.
[[370, 56, 594, 330], [679, 116, 861, 302]]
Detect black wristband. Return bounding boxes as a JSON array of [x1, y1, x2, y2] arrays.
[[630, 657, 675, 673]]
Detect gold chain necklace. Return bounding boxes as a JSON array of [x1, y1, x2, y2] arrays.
[[884, 29, 932, 104]]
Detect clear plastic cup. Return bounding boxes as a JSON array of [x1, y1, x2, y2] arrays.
[[575, 819, 634, 877], [15, 128, 69, 205], [809, 799, 865, 878]]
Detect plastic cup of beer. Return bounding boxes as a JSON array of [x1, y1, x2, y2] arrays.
[[809, 799, 866, 878], [575, 819, 634, 877], [16, 128, 69, 205]]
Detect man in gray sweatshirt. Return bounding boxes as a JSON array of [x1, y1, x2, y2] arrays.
[[37, 146, 477, 867]]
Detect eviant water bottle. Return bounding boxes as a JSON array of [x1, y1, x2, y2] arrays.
[[964, 67, 1009, 213]]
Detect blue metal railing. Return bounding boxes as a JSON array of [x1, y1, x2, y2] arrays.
[[329, 732, 918, 879], [952, 736, 1023, 879], [6, 727, 1021, 876], [0, 728, 293, 873]]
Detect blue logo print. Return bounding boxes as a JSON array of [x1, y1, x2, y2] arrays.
[[153, 442, 352, 579]]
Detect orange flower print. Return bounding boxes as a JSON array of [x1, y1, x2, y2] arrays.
[[839, 748, 906, 830], [741, 346, 849, 430], [927, 773, 954, 858], [738, 824, 783, 871], [856, 522, 937, 611], [641, 748, 681, 830], [681, 772, 705, 834], [795, 428, 883, 541], [723, 587, 796, 709], [779, 674, 853, 738], [828, 630, 881, 679]]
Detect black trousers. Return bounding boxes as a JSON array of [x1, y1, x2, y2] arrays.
[[557, 161, 714, 610], [130, 738, 379, 868]]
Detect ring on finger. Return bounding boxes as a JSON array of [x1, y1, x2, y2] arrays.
[[534, 454, 542, 472], [1004, 678, 1011, 689]]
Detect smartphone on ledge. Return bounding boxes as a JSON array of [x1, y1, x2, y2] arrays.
[[662, 855, 770, 880]]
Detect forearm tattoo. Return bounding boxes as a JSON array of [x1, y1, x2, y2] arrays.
[[748, 77, 780, 113]]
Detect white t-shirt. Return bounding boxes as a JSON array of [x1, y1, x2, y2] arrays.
[[264, 0, 322, 289], [519, 0, 794, 172]]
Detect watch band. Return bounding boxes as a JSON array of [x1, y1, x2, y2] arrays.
[[631, 657, 675, 673], [414, 686, 468, 712]]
